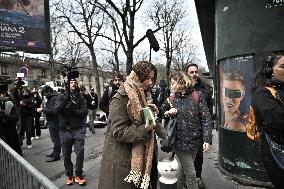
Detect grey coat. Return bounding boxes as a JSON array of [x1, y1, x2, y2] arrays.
[[98, 86, 166, 189]]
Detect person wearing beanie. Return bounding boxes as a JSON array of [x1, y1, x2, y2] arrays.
[[99, 61, 166, 189], [51, 78, 88, 185]]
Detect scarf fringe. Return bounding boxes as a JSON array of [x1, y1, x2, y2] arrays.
[[124, 170, 142, 187], [140, 174, 150, 189]]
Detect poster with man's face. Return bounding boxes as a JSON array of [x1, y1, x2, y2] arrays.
[[0, 0, 50, 53], [219, 55, 254, 132]]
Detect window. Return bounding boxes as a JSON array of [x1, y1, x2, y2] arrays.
[[42, 69, 47, 78], [1, 65, 8, 75]]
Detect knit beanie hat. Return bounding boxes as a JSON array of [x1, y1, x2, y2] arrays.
[[132, 61, 157, 83]]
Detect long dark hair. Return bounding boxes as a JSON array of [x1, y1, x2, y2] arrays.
[[251, 52, 284, 93]]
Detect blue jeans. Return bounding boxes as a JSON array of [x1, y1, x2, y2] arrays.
[[48, 120, 61, 158], [60, 128, 85, 177]]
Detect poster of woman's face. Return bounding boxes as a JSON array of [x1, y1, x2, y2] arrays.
[[219, 55, 254, 132]]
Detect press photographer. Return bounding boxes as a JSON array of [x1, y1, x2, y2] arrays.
[[10, 77, 25, 107], [53, 65, 88, 185], [0, 77, 22, 155]]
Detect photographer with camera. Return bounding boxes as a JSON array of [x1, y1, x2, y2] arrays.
[[10, 77, 24, 107], [53, 66, 88, 186], [10, 77, 25, 135], [19, 89, 36, 149], [88, 87, 98, 134], [0, 77, 22, 155], [79, 85, 98, 134], [31, 87, 42, 140]]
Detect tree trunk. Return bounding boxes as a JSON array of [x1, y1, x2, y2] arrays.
[[90, 51, 101, 98], [126, 49, 134, 74], [166, 58, 171, 84]]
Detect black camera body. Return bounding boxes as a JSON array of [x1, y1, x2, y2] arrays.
[[60, 65, 79, 80], [0, 97, 9, 111]]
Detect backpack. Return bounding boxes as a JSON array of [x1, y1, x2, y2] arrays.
[[247, 86, 276, 141]]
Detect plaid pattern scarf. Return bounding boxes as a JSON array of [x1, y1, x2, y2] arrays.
[[124, 71, 155, 189]]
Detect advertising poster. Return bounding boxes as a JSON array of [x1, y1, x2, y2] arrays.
[[219, 55, 254, 132], [0, 0, 50, 53]]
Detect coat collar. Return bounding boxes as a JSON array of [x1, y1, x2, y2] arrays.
[[117, 84, 127, 96]]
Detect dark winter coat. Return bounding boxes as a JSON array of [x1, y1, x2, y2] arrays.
[[19, 96, 35, 118], [160, 89, 213, 151], [43, 94, 58, 122], [53, 91, 88, 131], [0, 95, 22, 155], [98, 85, 166, 189], [99, 83, 119, 116], [83, 93, 98, 110], [32, 93, 42, 118], [194, 78, 214, 115], [152, 87, 170, 109], [252, 79, 284, 188], [252, 80, 284, 145]]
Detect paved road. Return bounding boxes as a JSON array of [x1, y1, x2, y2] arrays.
[[22, 127, 266, 189]]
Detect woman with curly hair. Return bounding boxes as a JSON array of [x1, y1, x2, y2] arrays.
[[160, 71, 213, 189], [251, 52, 284, 189], [99, 61, 166, 189]]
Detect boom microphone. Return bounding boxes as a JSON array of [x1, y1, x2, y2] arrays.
[[146, 29, 159, 52]]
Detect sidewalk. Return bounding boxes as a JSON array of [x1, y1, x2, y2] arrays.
[[22, 128, 266, 189]]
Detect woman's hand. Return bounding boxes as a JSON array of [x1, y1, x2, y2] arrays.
[[165, 108, 177, 117], [203, 142, 211, 152], [145, 118, 156, 132], [147, 103, 159, 114]]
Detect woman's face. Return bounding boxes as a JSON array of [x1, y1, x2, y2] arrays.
[[170, 79, 178, 92], [222, 79, 245, 115], [141, 70, 155, 91], [272, 56, 284, 82]]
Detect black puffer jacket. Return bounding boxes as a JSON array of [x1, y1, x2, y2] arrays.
[[160, 89, 213, 151]]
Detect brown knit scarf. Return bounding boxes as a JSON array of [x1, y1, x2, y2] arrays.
[[124, 71, 155, 189]]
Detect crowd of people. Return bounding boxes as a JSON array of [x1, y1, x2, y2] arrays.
[[0, 53, 283, 189]]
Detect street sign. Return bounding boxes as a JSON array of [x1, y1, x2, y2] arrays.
[[19, 67, 29, 78]]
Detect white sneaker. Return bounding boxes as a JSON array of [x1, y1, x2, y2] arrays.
[[27, 145, 32, 149], [31, 137, 35, 141], [35, 136, 40, 140]]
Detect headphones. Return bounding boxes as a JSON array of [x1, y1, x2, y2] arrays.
[[263, 55, 274, 77]]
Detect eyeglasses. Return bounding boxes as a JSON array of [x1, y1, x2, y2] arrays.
[[224, 88, 245, 98], [189, 71, 198, 74]]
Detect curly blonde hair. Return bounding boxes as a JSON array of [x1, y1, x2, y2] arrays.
[[170, 71, 195, 93]]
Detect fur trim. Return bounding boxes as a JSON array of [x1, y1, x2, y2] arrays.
[[124, 170, 142, 187], [140, 174, 151, 189]]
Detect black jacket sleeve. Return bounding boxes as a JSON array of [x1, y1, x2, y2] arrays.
[[99, 87, 110, 114], [253, 87, 284, 131]]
